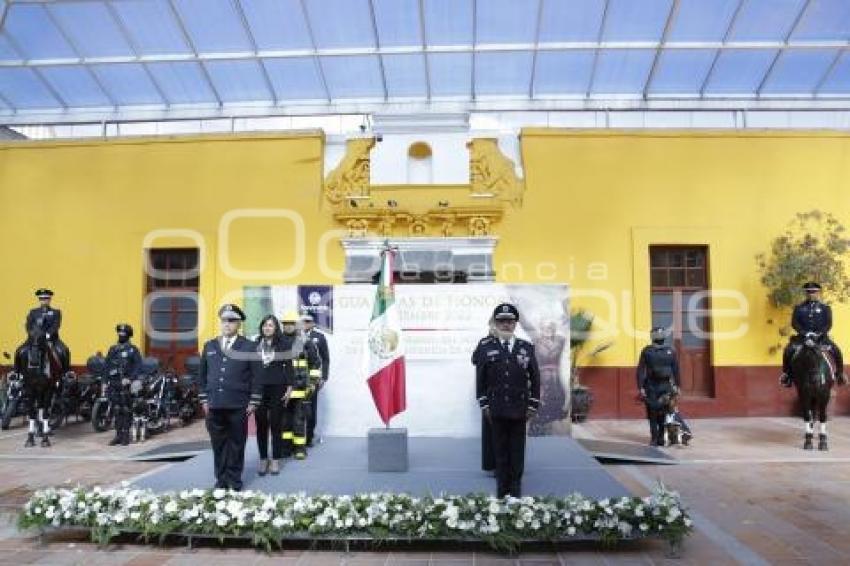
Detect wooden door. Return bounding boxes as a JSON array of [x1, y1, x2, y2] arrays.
[[145, 249, 199, 373], [650, 246, 713, 397]]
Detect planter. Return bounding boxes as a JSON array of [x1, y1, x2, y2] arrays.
[[570, 386, 594, 423], [19, 485, 693, 554]]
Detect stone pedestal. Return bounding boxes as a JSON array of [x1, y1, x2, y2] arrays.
[[368, 427, 409, 472]]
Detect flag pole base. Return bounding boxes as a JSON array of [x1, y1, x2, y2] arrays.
[[368, 427, 409, 472]]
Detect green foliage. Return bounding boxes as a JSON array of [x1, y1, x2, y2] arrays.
[[569, 310, 613, 387], [570, 310, 595, 351], [756, 210, 850, 353]]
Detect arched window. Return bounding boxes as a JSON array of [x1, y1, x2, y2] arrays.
[[407, 142, 433, 184]]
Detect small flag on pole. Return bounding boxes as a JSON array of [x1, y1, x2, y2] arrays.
[[365, 245, 407, 425]]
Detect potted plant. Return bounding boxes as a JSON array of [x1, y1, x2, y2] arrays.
[[569, 310, 613, 423]]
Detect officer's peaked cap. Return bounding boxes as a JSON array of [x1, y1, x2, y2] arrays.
[[493, 303, 519, 321], [218, 303, 246, 321], [116, 323, 134, 337]]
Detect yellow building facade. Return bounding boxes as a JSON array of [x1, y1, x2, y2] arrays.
[[1, 129, 847, 417]]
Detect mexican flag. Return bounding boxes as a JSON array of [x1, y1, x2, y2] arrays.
[[366, 248, 407, 425]]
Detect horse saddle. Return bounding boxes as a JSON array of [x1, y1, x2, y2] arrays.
[[820, 348, 838, 379], [791, 342, 837, 375]]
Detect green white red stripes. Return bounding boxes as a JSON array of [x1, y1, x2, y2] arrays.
[[366, 248, 406, 425]]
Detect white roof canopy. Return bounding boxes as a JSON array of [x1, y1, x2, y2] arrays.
[[1, 0, 850, 126]]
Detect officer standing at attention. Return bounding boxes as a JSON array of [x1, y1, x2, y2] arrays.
[[476, 303, 540, 498], [103, 324, 143, 446], [781, 282, 845, 385], [199, 304, 261, 491], [301, 313, 329, 447], [471, 316, 497, 474], [636, 327, 680, 446]]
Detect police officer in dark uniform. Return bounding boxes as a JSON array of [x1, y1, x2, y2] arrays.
[[781, 282, 845, 386], [471, 316, 497, 474], [24, 288, 69, 372], [476, 303, 540, 498], [199, 304, 261, 491], [301, 313, 328, 447], [103, 324, 143, 446], [637, 327, 680, 446]]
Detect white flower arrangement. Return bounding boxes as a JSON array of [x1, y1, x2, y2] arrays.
[[18, 483, 692, 552]]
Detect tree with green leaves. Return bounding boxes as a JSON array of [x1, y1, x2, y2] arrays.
[[756, 210, 850, 354]]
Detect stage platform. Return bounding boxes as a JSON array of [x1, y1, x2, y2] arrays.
[[133, 436, 632, 499]]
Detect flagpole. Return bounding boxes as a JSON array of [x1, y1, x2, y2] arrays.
[[368, 239, 405, 429], [384, 241, 392, 430]]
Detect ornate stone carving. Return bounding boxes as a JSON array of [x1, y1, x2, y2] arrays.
[[468, 216, 491, 236], [324, 136, 525, 238], [467, 138, 525, 207], [345, 218, 369, 237], [376, 214, 395, 237], [324, 137, 376, 204], [335, 209, 502, 238], [436, 214, 456, 237], [409, 217, 429, 237]]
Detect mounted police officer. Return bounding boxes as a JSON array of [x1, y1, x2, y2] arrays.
[[637, 327, 680, 447], [103, 323, 143, 446], [24, 288, 69, 373], [781, 282, 845, 386], [476, 303, 540, 498], [301, 313, 328, 447], [199, 304, 261, 491]]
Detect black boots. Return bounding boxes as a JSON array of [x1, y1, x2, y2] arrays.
[[804, 431, 829, 451], [24, 430, 50, 447]]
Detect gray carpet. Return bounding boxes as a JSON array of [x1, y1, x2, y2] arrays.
[[134, 436, 632, 498]]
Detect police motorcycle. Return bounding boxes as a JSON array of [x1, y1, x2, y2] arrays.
[[44, 353, 101, 431], [1, 351, 27, 430], [46, 367, 96, 430], [129, 357, 161, 441], [145, 357, 176, 433], [176, 356, 202, 426], [139, 356, 199, 434], [89, 353, 116, 433], [159, 357, 193, 428]]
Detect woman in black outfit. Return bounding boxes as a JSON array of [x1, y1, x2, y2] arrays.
[[253, 315, 292, 476]]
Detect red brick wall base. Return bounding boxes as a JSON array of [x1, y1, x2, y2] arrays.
[[580, 365, 850, 419]]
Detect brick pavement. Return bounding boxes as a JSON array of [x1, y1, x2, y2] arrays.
[[1, 414, 849, 564]]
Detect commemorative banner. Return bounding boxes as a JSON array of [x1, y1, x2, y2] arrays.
[[245, 284, 570, 437]]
